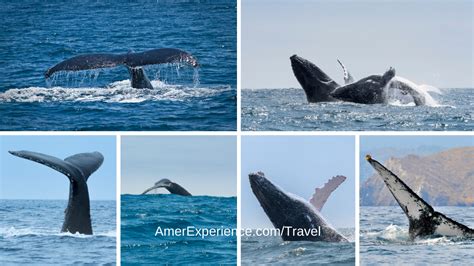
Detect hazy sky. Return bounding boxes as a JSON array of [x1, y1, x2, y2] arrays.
[[0, 136, 116, 200], [361, 135, 474, 152], [242, 136, 355, 229], [121, 136, 236, 196], [242, 0, 473, 89]]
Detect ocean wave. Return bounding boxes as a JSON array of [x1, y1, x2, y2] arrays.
[[364, 224, 467, 245], [0, 226, 116, 238], [0, 80, 231, 103]]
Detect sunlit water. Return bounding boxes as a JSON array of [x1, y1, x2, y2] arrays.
[[121, 194, 236, 265], [242, 88, 473, 131], [360, 206, 474, 265], [0, 200, 116, 265], [0, 0, 236, 131]]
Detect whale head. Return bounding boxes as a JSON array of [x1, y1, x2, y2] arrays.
[[249, 172, 297, 220], [249, 172, 336, 241], [290, 55, 339, 102]]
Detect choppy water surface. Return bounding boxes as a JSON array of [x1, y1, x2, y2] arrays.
[[241, 228, 355, 265], [0, 0, 236, 130], [360, 206, 474, 265], [0, 200, 116, 265], [242, 88, 473, 131], [121, 194, 236, 265]]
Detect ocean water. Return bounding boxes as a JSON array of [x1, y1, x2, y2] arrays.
[[360, 206, 474, 265], [0, 199, 116, 265], [121, 194, 236, 265], [241, 88, 473, 131], [241, 228, 355, 265], [0, 0, 236, 131]]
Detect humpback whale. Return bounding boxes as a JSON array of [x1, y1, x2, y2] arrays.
[[9, 150, 104, 235], [365, 155, 474, 240], [335, 60, 430, 106], [141, 178, 191, 196], [290, 54, 428, 105], [329, 67, 396, 104], [249, 172, 348, 242], [45, 48, 199, 89]]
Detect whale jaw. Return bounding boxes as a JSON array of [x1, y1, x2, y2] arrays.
[[290, 55, 339, 103]]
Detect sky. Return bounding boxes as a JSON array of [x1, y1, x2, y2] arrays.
[[242, 0, 473, 89], [0, 136, 116, 200], [121, 136, 236, 196], [361, 135, 474, 152], [241, 136, 355, 229]]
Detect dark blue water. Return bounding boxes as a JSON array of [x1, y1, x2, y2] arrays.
[[121, 194, 236, 264], [242, 228, 355, 265], [361, 206, 474, 265], [0, 0, 236, 131], [242, 88, 473, 131], [0, 200, 116, 265]]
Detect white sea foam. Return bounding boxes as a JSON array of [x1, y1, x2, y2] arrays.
[[0, 80, 231, 103], [0, 226, 116, 238], [366, 224, 459, 245]]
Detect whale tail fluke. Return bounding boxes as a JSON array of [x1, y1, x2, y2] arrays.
[[141, 178, 192, 196], [45, 48, 199, 81], [9, 150, 103, 235], [310, 175, 347, 211], [9, 150, 104, 182], [64, 152, 104, 181]]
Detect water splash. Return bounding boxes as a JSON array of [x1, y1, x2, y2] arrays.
[[45, 63, 198, 88], [387, 76, 448, 107], [0, 80, 231, 103], [193, 68, 200, 88]]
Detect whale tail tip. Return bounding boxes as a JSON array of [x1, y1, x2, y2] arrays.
[[365, 154, 372, 161]]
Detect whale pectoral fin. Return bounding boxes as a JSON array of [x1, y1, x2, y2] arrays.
[[309, 175, 347, 211], [64, 152, 104, 181], [9, 150, 83, 182], [337, 59, 355, 84]]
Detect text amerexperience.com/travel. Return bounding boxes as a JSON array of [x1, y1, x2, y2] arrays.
[[155, 226, 322, 239]]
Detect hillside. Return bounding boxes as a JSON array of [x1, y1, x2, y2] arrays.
[[361, 147, 474, 206]]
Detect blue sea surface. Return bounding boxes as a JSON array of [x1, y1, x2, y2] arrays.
[[241, 228, 355, 265], [0, 199, 116, 265], [361, 206, 474, 265], [121, 194, 236, 264], [0, 0, 236, 131], [242, 88, 473, 131]]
